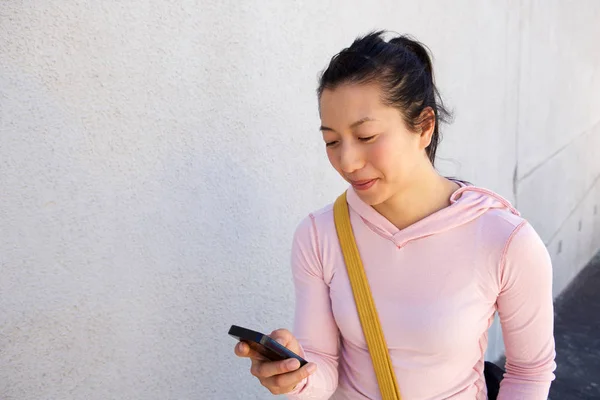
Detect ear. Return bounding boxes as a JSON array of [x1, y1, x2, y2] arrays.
[[418, 107, 436, 149]]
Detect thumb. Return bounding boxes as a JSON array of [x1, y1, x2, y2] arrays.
[[270, 329, 304, 356], [269, 328, 294, 347]]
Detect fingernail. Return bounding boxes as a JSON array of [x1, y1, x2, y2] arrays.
[[307, 363, 317, 373], [276, 338, 285, 346], [286, 359, 300, 370]]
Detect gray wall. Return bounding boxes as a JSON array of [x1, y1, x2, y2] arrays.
[[1, 1, 599, 399]]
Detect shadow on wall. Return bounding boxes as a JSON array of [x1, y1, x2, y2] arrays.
[[135, 150, 282, 396], [127, 51, 300, 398], [1, 61, 291, 399], [0, 65, 142, 398]]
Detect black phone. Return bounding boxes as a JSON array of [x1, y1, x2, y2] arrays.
[[229, 325, 308, 367]]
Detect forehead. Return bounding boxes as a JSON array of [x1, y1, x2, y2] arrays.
[[319, 83, 392, 124]]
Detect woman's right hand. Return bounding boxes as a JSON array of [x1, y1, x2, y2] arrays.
[[234, 328, 318, 395]]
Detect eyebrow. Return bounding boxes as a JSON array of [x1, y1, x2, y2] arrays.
[[320, 117, 377, 132]]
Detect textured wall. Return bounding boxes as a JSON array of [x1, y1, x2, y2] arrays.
[[1, 1, 599, 399], [514, 1, 600, 298]]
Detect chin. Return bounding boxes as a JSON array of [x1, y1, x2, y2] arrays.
[[354, 185, 389, 207]]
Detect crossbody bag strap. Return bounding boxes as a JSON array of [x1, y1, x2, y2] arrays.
[[333, 191, 401, 400]]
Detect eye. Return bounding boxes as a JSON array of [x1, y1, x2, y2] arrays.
[[325, 140, 339, 147], [359, 135, 377, 142]]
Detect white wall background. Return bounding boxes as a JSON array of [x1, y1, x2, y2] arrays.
[[1, 1, 599, 399]]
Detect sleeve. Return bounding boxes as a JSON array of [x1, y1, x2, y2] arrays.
[[286, 214, 340, 400], [496, 221, 557, 400]]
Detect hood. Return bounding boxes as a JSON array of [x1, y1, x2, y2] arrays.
[[345, 182, 520, 249]]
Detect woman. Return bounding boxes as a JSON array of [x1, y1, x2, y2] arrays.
[[234, 31, 556, 399]]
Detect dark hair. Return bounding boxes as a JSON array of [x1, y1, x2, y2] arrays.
[[317, 30, 452, 165]]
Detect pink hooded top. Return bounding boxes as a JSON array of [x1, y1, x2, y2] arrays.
[[286, 183, 556, 400]]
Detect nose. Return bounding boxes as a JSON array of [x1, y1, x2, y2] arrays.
[[339, 142, 365, 174]]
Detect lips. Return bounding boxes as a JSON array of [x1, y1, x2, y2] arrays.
[[349, 178, 378, 191]]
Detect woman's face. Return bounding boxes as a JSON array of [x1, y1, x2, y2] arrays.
[[319, 82, 433, 206]]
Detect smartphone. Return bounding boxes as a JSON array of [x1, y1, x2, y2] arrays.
[[229, 325, 308, 367]]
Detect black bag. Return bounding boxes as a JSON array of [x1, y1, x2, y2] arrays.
[[484, 361, 505, 400]]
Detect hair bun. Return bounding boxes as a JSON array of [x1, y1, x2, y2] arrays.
[[389, 36, 433, 79]]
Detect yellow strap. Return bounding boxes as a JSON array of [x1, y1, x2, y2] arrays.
[[333, 192, 401, 400]]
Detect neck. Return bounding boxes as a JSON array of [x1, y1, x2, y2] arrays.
[[372, 164, 459, 230]]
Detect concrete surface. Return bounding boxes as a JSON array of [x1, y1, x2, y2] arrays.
[[496, 251, 600, 399], [1, 1, 599, 399], [549, 251, 600, 400]]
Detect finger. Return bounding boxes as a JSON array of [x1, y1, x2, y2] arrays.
[[269, 329, 293, 346], [267, 362, 318, 391], [234, 341, 268, 361], [251, 357, 302, 378]]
